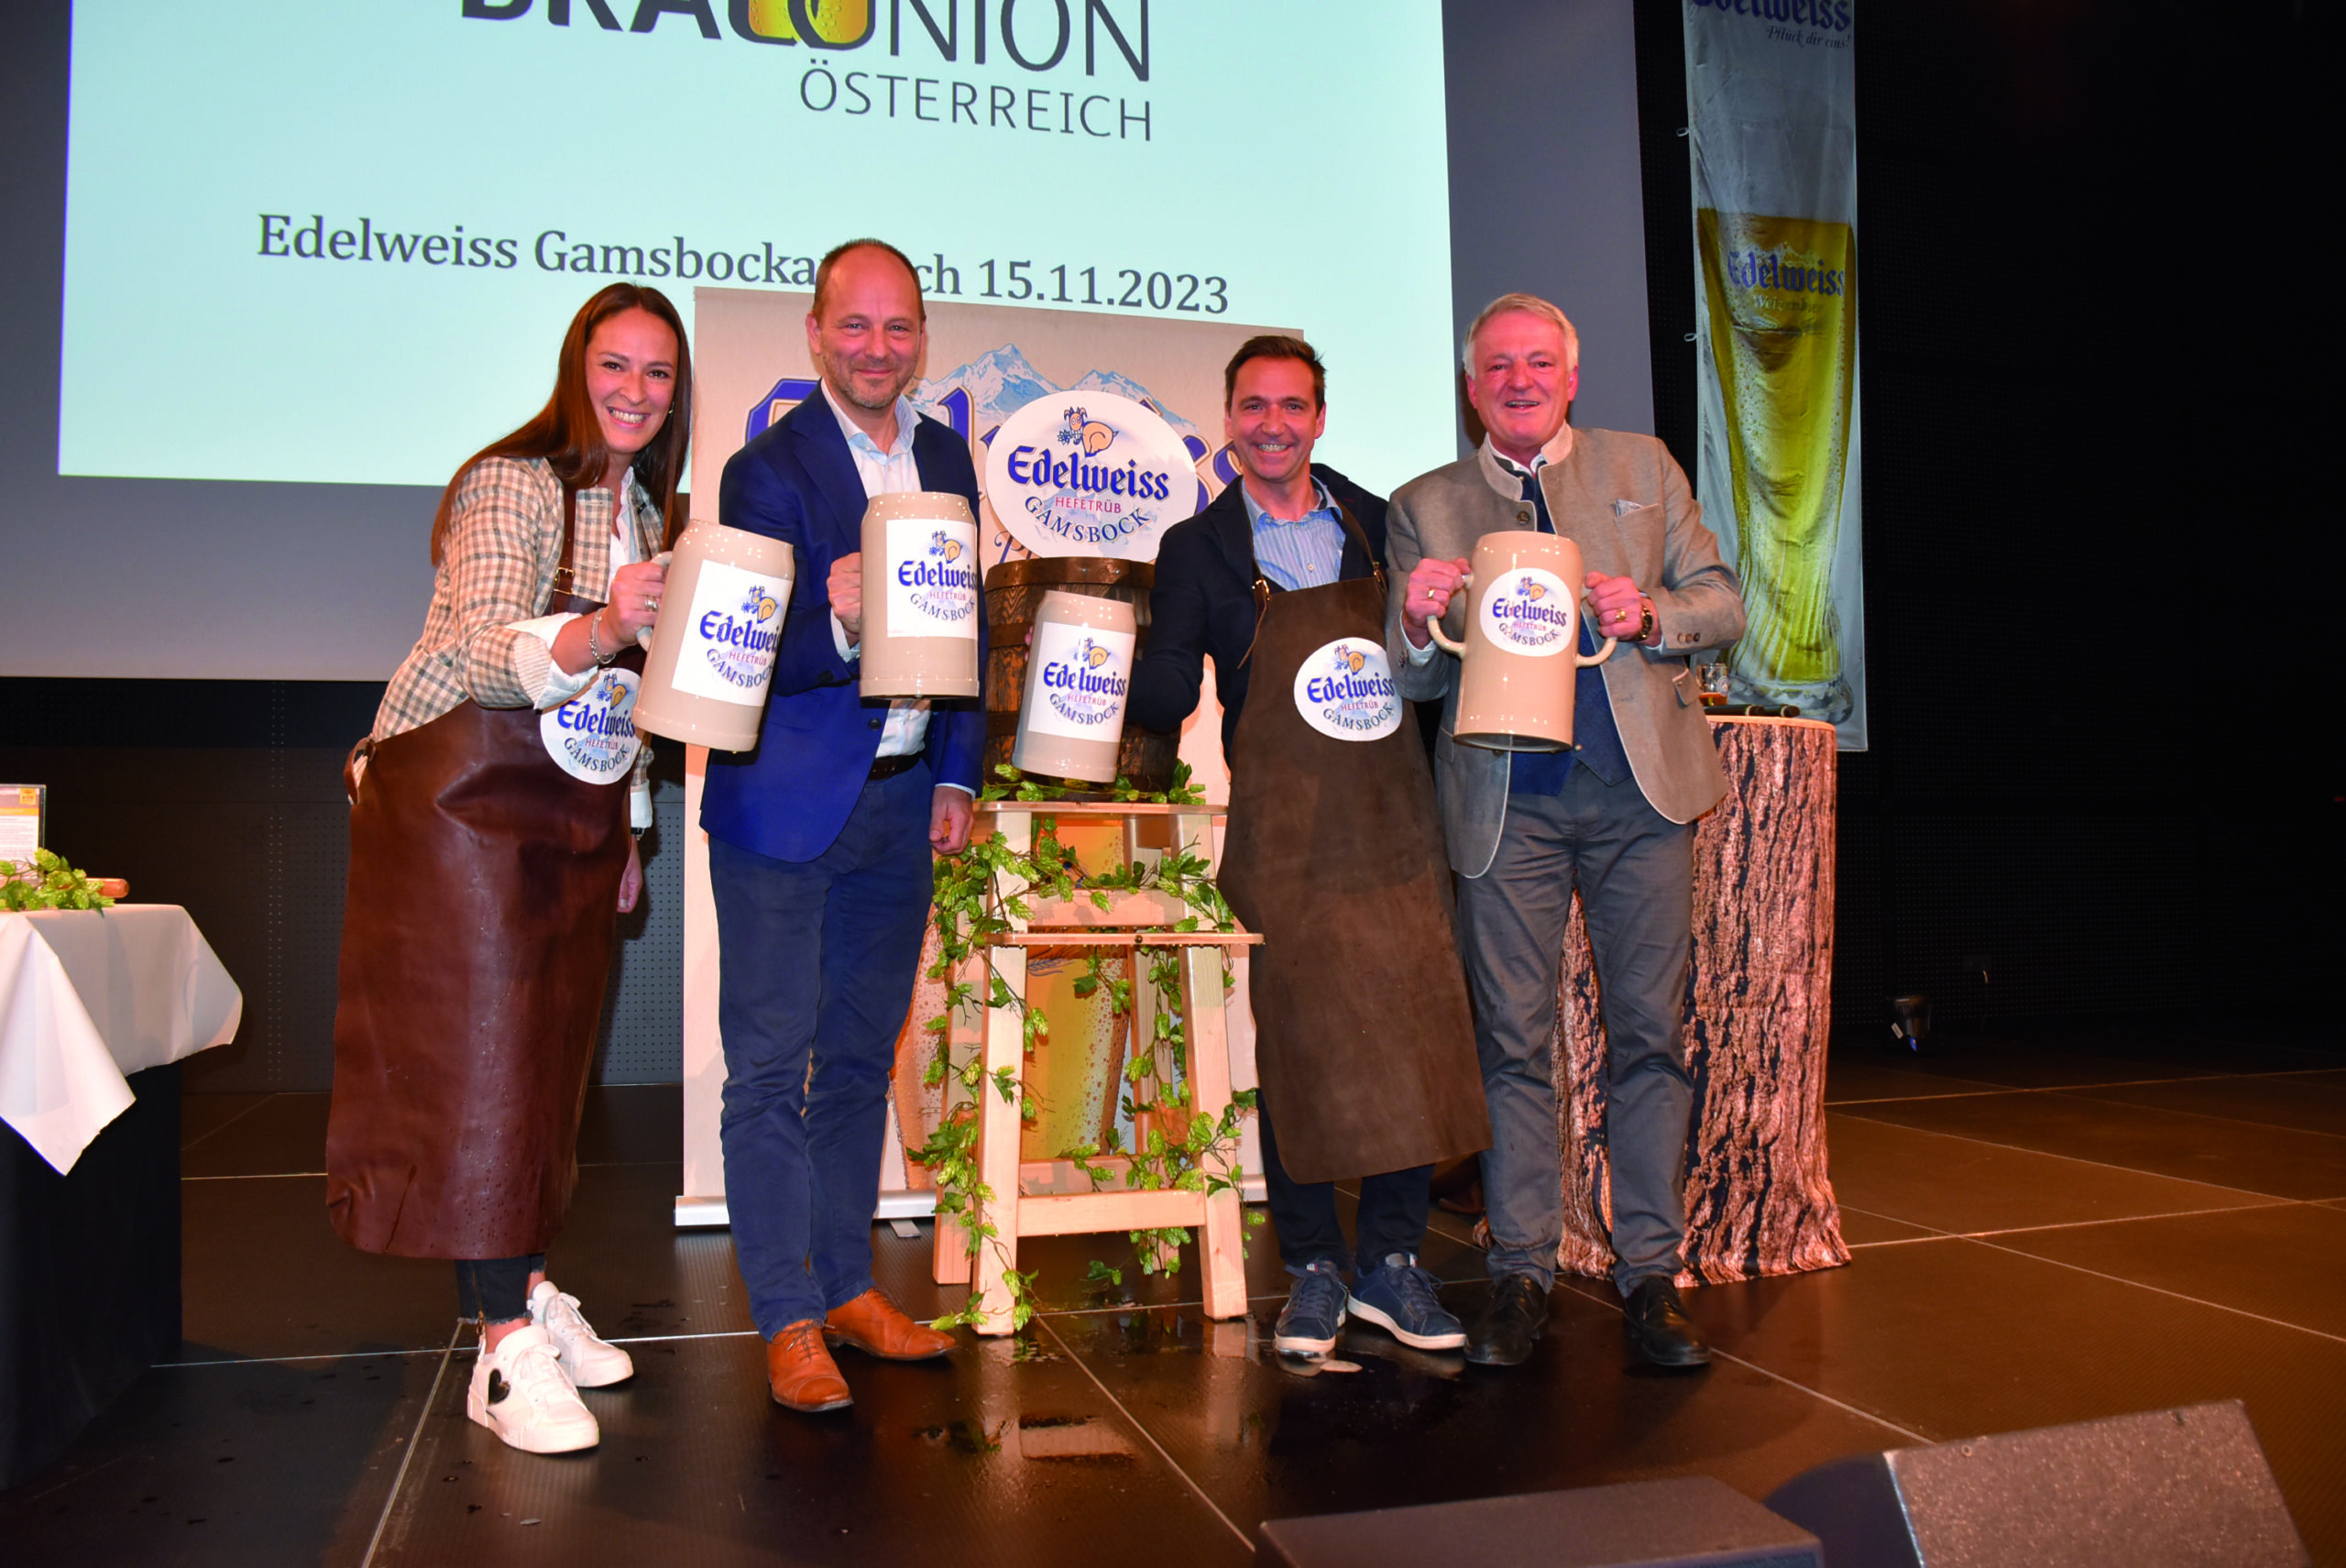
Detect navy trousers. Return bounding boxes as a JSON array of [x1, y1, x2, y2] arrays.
[[709, 764, 934, 1337], [1256, 1091, 1432, 1278]]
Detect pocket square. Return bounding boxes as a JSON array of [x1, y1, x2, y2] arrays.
[[1612, 498, 1651, 517]]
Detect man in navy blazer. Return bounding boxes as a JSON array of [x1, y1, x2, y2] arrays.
[[702, 240, 983, 1412], [1128, 338, 1473, 1364], [1126, 436, 1386, 755]]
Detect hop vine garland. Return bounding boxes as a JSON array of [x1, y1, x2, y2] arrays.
[[919, 764, 1257, 1331], [1, 850, 116, 912]]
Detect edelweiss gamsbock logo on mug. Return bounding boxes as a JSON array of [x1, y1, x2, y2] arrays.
[[1025, 619, 1135, 740], [667, 560, 792, 707], [884, 514, 980, 636], [1480, 567, 1576, 656]]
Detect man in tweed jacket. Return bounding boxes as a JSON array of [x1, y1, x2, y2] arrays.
[[1385, 293, 1745, 1371]]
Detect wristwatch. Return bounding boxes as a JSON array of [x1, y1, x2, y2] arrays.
[[1636, 598, 1656, 643]]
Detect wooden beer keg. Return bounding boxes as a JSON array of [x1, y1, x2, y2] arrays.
[[982, 557, 1178, 793]]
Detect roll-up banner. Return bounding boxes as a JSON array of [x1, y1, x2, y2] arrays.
[[1685, 1, 1866, 747]]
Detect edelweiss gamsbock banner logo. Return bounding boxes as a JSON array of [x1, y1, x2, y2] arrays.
[[983, 390, 1191, 561], [1293, 637, 1401, 741], [542, 665, 642, 781]]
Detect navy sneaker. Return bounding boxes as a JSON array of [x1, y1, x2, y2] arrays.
[[1348, 1253, 1467, 1351], [1272, 1260, 1348, 1356]]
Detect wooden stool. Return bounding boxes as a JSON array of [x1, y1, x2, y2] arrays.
[[928, 801, 1259, 1334]]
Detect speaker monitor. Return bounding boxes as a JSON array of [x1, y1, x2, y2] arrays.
[[1256, 1475, 1822, 1568], [1764, 1400, 2308, 1568]]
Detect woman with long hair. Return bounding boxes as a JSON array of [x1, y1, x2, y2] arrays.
[[324, 283, 691, 1454]]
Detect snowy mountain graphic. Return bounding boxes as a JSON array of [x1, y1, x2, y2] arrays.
[[1068, 370, 1198, 437], [914, 345, 1199, 438]]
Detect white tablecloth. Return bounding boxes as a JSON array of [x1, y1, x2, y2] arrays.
[[0, 906, 243, 1174]]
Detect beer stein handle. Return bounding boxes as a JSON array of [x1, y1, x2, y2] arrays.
[[1425, 571, 1473, 656], [1574, 592, 1618, 666], [634, 550, 675, 651]]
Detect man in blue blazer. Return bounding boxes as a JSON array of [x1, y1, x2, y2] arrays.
[[702, 239, 984, 1412]]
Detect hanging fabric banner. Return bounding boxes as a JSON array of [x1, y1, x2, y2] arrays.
[[1685, 2, 1865, 746]]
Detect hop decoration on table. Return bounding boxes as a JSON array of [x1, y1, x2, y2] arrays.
[[0, 849, 117, 912]]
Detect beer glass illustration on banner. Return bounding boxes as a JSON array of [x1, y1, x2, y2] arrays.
[[1698, 209, 1857, 721], [632, 521, 795, 751], [1427, 532, 1615, 751], [861, 491, 981, 699]]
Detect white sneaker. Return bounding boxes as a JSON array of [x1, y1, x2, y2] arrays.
[[466, 1325, 599, 1454], [530, 1280, 634, 1387]]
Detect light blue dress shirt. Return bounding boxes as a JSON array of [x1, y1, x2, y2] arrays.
[[1241, 477, 1346, 592], [821, 381, 955, 774]]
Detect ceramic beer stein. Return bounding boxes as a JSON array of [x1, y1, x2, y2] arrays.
[[1427, 531, 1616, 751], [861, 491, 981, 699], [1014, 589, 1135, 784], [631, 521, 795, 751]]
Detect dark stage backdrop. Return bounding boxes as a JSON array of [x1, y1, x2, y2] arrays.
[[1632, 0, 2337, 1044], [4, 0, 2337, 1091]]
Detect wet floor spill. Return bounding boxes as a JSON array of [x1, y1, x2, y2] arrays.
[[912, 1419, 1003, 1455], [1014, 1414, 1137, 1464]]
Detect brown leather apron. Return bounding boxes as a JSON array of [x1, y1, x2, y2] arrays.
[[325, 491, 641, 1259], [1216, 513, 1488, 1184]]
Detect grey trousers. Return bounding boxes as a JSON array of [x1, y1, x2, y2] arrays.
[[1454, 764, 1695, 1296]]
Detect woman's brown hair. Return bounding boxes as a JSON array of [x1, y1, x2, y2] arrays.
[[428, 283, 695, 565]]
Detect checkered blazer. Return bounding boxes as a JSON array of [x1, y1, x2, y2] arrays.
[[373, 455, 663, 744]]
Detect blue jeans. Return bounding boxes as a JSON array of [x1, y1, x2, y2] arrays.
[[710, 765, 935, 1337], [455, 1254, 546, 1325], [1454, 764, 1695, 1296]]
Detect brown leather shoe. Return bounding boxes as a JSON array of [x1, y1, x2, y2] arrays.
[[765, 1320, 851, 1411], [823, 1288, 954, 1361]]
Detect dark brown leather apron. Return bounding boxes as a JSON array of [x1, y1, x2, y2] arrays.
[[325, 491, 641, 1260], [1216, 512, 1488, 1184]]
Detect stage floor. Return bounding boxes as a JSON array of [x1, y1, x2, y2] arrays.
[[5, 1025, 2342, 1566]]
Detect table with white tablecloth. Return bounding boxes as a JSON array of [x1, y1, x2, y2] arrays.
[[0, 905, 243, 1486], [2, 905, 243, 1172]]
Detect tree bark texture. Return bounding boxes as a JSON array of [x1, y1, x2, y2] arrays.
[[1555, 717, 1847, 1285]]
